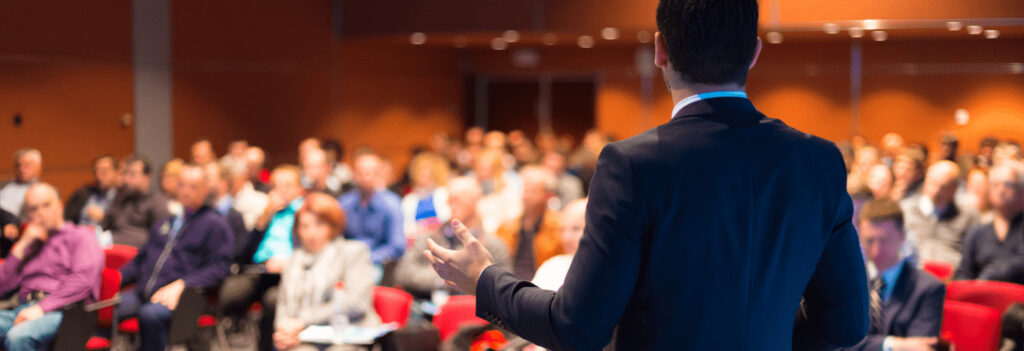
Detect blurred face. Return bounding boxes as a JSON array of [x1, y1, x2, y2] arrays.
[[177, 167, 210, 210], [465, 127, 484, 147], [859, 219, 905, 273], [855, 148, 880, 175], [204, 164, 229, 199], [560, 201, 587, 255], [296, 211, 333, 253], [16, 155, 41, 182], [301, 151, 330, 186], [892, 156, 917, 183], [228, 141, 248, 158], [191, 141, 215, 164], [866, 165, 893, 200], [447, 183, 480, 222], [988, 166, 1024, 214], [161, 172, 179, 197], [923, 163, 959, 208], [298, 139, 320, 159], [23, 185, 64, 231], [122, 161, 151, 193], [484, 131, 507, 150], [412, 163, 435, 189], [522, 175, 553, 212], [353, 155, 382, 192], [95, 158, 119, 189], [269, 171, 303, 204], [245, 147, 265, 178], [542, 153, 566, 174], [966, 170, 988, 201]]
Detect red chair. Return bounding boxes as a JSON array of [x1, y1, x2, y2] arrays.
[[373, 286, 414, 328], [50, 268, 122, 350], [103, 244, 138, 270], [922, 260, 954, 282], [433, 295, 488, 341], [941, 300, 1002, 351], [86, 268, 123, 350], [947, 280, 1024, 313]]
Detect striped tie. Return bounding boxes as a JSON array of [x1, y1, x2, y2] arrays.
[[869, 277, 886, 333]]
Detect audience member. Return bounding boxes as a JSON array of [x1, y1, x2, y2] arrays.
[[0, 209, 17, 258], [219, 139, 249, 166], [902, 160, 977, 268], [956, 163, 1024, 284], [297, 137, 321, 161], [0, 183, 103, 351], [103, 155, 171, 248], [567, 129, 607, 191], [246, 146, 270, 193], [118, 164, 234, 351], [891, 148, 927, 204], [939, 134, 959, 163], [532, 198, 587, 291], [473, 148, 523, 234], [272, 193, 380, 351], [839, 198, 944, 351], [160, 158, 186, 217], [300, 148, 343, 198], [541, 152, 584, 209], [993, 142, 1024, 168], [496, 165, 563, 280], [339, 153, 406, 268], [401, 152, 452, 238], [65, 154, 120, 226], [321, 139, 354, 195], [976, 137, 999, 169], [962, 167, 993, 222], [204, 163, 250, 265], [866, 164, 893, 201], [0, 148, 42, 216], [191, 139, 217, 165], [848, 146, 881, 195], [227, 159, 269, 231], [221, 165, 305, 351], [394, 177, 510, 298], [880, 133, 904, 167]]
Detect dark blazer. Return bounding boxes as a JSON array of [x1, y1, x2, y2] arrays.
[[475, 98, 870, 350], [0, 208, 17, 258], [837, 261, 945, 350], [120, 205, 234, 297]]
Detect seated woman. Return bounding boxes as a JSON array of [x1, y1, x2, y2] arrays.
[[272, 193, 381, 351]]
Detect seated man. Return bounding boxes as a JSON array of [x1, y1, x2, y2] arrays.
[[838, 198, 945, 351], [339, 153, 405, 269], [901, 160, 977, 268], [532, 198, 587, 291], [118, 164, 234, 351], [65, 154, 120, 227], [1, 208, 17, 258], [956, 162, 1024, 284], [496, 165, 563, 280], [103, 154, 171, 248], [203, 163, 249, 265], [0, 148, 42, 217], [394, 177, 510, 299], [0, 183, 104, 351], [221, 165, 305, 351]]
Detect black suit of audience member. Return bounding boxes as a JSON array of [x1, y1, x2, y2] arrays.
[[956, 213, 1024, 284], [0, 209, 16, 258]]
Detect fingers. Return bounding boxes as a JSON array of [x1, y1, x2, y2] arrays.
[[450, 219, 476, 246], [426, 238, 455, 261]]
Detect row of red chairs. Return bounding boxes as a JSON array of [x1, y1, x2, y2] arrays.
[[941, 279, 1024, 351]]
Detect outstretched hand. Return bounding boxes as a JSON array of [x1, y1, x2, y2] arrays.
[[424, 219, 495, 295]]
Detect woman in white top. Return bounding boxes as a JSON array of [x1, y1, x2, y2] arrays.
[[532, 198, 588, 291], [401, 152, 452, 239]]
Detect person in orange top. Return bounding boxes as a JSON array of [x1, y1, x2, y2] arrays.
[[496, 165, 563, 280]]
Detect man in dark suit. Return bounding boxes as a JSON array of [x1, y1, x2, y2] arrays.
[[423, 0, 870, 349], [838, 199, 944, 351]]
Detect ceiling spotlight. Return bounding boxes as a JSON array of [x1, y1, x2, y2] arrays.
[[541, 33, 558, 46], [1011, 63, 1023, 74], [577, 35, 595, 49], [453, 35, 468, 48], [863, 19, 880, 30], [410, 32, 427, 45], [823, 23, 840, 34], [967, 25, 983, 35], [849, 27, 865, 38], [601, 27, 621, 40], [636, 31, 653, 43], [871, 31, 888, 42], [766, 31, 783, 44], [946, 22, 963, 31], [491, 38, 509, 51], [984, 29, 1000, 39], [503, 30, 520, 43]]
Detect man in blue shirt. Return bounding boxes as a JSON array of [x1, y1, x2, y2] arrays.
[[339, 152, 405, 272]]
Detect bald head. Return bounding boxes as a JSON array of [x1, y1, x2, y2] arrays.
[[178, 165, 210, 210], [560, 198, 588, 255], [23, 183, 63, 231], [447, 176, 483, 223], [301, 148, 330, 189], [270, 165, 304, 204], [245, 146, 266, 179], [988, 162, 1024, 215], [924, 160, 961, 208], [866, 165, 893, 200]]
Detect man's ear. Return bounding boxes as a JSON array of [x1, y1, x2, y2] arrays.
[[654, 32, 669, 69], [749, 37, 763, 70]]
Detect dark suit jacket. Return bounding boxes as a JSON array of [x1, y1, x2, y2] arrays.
[[836, 261, 945, 350], [475, 98, 870, 350]]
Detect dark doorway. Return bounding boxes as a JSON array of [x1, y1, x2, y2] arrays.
[[465, 75, 596, 141]]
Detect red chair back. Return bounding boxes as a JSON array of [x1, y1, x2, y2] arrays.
[[103, 244, 138, 270], [433, 295, 488, 341], [98, 268, 122, 327], [947, 280, 1024, 313], [373, 286, 413, 327], [922, 260, 954, 282], [941, 300, 1002, 351]]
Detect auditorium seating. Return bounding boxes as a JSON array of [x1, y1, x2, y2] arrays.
[[922, 260, 954, 282], [373, 286, 414, 327], [433, 295, 489, 341], [103, 244, 138, 270], [50, 268, 121, 350], [941, 300, 1002, 351], [947, 280, 1024, 313]]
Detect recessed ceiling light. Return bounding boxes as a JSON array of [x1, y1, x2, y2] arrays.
[[636, 31, 653, 43], [849, 27, 865, 38], [984, 29, 1000, 39], [577, 35, 595, 49], [503, 30, 520, 43], [946, 22, 963, 31], [871, 31, 888, 42], [863, 19, 880, 30], [410, 32, 427, 45], [491, 38, 509, 50], [601, 27, 620, 40], [967, 25, 983, 35], [823, 23, 840, 34], [766, 32, 783, 44]]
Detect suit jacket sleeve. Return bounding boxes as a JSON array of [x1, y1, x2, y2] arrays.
[[799, 148, 871, 347], [953, 228, 980, 280], [182, 218, 235, 288], [476, 143, 643, 351]]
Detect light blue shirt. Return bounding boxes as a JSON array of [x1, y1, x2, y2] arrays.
[[879, 258, 906, 302], [338, 189, 405, 265], [252, 198, 303, 264], [670, 91, 749, 118]]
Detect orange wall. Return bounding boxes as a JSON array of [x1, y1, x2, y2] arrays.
[[0, 1, 134, 199]]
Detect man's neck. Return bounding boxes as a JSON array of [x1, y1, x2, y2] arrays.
[[993, 208, 1022, 242]]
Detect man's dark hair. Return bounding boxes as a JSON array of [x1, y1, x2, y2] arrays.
[[93, 154, 117, 168], [859, 198, 905, 231], [122, 154, 152, 175], [980, 136, 999, 149], [656, 0, 759, 85], [322, 139, 344, 161]]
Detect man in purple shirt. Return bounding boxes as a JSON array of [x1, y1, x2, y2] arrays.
[[0, 183, 104, 351]]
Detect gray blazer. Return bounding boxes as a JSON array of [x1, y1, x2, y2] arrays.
[[393, 223, 511, 298], [902, 194, 978, 268], [276, 238, 381, 328]]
